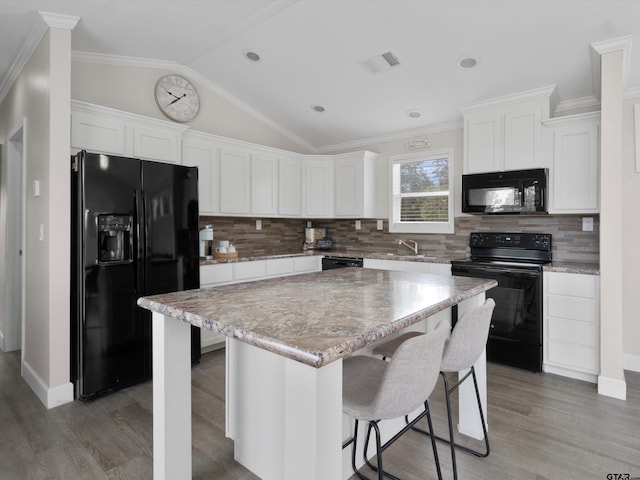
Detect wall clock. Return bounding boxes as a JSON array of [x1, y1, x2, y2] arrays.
[[154, 74, 200, 123]]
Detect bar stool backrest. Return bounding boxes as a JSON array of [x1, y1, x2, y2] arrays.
[[440, 299, 496, 372], [368, 322, 448, 420]]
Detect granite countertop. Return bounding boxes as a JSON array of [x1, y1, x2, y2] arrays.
[[544, 261, 600, 275], [138, 269, 496, 368], [199, 251, 599, 275]]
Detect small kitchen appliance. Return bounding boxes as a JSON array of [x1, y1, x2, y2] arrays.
[[199, 225, 213, 259], [462, 168, 548, 214], [451, 232, 552, 372], [304, 227, 333, 250]]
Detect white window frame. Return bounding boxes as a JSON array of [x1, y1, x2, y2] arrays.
[[388, 148, 454, 234]]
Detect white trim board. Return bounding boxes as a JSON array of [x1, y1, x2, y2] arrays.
[[21, 359, 73, 409]]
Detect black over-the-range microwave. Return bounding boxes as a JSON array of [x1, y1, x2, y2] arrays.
[[462, 168, 548, 214]]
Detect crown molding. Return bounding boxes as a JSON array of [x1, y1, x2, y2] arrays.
[[38, 11, 80, 30], [458, 85, 558, 114], [0, 16, 48, 104], [554, 95, 600, 115], [314, 120, 463, 154], [72, 51, 179, 70]]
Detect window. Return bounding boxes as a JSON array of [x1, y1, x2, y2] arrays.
[[389, 149, 454, 234]]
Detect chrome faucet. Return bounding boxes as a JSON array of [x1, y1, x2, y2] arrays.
[[398, 239, 418, 255]]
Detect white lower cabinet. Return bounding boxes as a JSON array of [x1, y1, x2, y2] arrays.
[[543, 271, 600, 382], [199, 256, 322, 351]]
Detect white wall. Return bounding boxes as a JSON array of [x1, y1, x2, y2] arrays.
[[71, 61, 311, 154], [0, 26, 73, 407]]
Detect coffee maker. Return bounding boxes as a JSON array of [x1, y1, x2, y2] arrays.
[[199, 225, 214, 259], [304, 227, 333, 250]]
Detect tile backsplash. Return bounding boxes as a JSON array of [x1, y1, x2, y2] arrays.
[[200, 214, 599, 264]]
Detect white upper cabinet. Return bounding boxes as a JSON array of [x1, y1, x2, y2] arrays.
[[71, 101, 187, 163], [278, 155, 303, 216], [182, 132, 220, 215], [460, 86, 557, 174], [303, 156, 334, 217], [220, 147, 251, 215], [333, 151, 378, 218], [251, 152, 279, 216], [544, 112, 600, 214]]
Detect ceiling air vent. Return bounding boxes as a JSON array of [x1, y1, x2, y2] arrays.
[[359, 50, 401, 75]]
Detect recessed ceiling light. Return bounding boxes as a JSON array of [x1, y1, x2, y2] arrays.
[[458, 57, 478, 69], [311, 104, 325, 113], [407, 109, 422, 119], [245, 51, 261, 62]]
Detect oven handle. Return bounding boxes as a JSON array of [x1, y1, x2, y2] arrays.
[[453, 266, 540, 278]]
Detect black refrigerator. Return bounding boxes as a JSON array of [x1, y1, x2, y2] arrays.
[[71, 150, 201, 400]]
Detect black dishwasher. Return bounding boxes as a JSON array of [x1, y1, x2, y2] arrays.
[[322, 256, 364, 270]]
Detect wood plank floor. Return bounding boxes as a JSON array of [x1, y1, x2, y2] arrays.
[[1, 348, 638, 479]]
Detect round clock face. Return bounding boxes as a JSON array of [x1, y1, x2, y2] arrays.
[[155, 75, 200, 122]]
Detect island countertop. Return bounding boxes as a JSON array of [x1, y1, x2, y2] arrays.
[[138, 268, 496, 368]]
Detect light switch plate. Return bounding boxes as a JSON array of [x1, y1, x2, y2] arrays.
[[33, 180, 40, 197]]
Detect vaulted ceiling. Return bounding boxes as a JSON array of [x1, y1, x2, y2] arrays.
[[1, 1, 639, 150]]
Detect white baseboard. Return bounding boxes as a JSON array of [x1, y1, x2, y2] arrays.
[[597, 374, 627, 400], [624, 353, 640, 373], [21, 359, 74, 409], [543, 363, 598, 384]]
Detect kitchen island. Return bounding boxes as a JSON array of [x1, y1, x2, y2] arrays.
[[138, 268, 497, 480]]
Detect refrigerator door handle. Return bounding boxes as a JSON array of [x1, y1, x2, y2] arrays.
[[134, 189, 144, 293]]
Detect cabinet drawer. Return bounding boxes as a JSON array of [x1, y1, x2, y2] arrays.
[[547, 273, 597, 298], [266, 258, 294, 276], [547, 341, 599, 372], [200, 264, 234, 286], [547, 295, 597, 323], [547, 317, 597, 347], [294, 256, 321, 273], [234, 260, 267, 280]]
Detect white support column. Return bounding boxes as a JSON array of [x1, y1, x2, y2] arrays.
[[227, 339, 343, 480], [152, 312, 192, 480]]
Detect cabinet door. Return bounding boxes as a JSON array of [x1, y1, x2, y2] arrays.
[[251, 153, 278, 215], [278, 156, 302, 216], [503, 105, 542, 171], [464, 112, 503, 173], [182, 137, 220, 214], [220, 147, 251, 215], [334, 156, 362, 217], [303, 158, 334, 217], [133, 126, 181, 164], [71, 111, 127, 156], [548, 119, 599, 213]]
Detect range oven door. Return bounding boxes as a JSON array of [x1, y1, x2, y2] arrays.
[[452, 262, 543, 371]]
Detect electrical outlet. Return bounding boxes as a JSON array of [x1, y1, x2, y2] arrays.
[[39, 224, 44, 241], [582, 217, 593, 232], [355, 220, 361, 230], [377, 220, 383, 230], [256, 219, 262, 231], [33, 180, 40, 197]]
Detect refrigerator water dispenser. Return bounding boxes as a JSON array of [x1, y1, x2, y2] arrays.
[[97, 214, 133, 264]]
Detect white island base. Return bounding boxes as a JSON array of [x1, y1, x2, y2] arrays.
[[145, 269, 496, 480], [223, 294, 488, 480]]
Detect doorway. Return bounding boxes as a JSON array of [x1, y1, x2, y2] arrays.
[[2, 119, 26, 353]]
